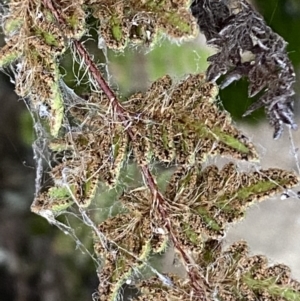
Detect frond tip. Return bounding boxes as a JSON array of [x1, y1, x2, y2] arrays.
[[191, 0, 297, 138]]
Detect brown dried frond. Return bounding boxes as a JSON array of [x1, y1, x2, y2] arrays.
[[126, 73, 258, 167], [191, 0, 297, 138], [31, 93, 129, 212], [87, 0, 197, 50], [0, 0, 86, 136], [204, 241, 300, 300], [119, 187, 169, 253], [130, 240, 300, 300], [165, 163, 299, 241]]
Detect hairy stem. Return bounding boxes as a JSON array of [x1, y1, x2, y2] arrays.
[[42, 0, 207, 298]]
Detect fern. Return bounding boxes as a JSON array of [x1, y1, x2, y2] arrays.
[[0, 1, 299, 300]]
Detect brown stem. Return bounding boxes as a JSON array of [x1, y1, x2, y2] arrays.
[[42, 0, 207, 299]]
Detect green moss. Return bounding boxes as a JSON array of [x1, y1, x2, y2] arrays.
[[214, 128, 251, 155], [217, 180, 281, 211], [67, 15, 79, 28], [113, 134, 125, 159], [0, 49, 20, 68], [236, 181, 276, 200], [34, 27, 59, 47], [66, 15, 85, 39], [145, 0, 166, 10], [202, 246, 215, 264], [183, 222, 201, 244], [110, 16, 123, 42], [193, 123, 254, 157], [44, 10, 56, 22], [42, 31, 59, 47], [4, 18, 23, 35], [196, 207, 222, 232], [48, 187, 74, 212]]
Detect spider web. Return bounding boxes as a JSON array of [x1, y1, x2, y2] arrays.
[[33, 43, 300, 300], [18, 2, 300, 300]]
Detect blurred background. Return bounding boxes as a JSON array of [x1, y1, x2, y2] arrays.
[[1, 1, 300, 300]]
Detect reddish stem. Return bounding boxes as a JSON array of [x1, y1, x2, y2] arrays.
[[42, 0, 207, 299]]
